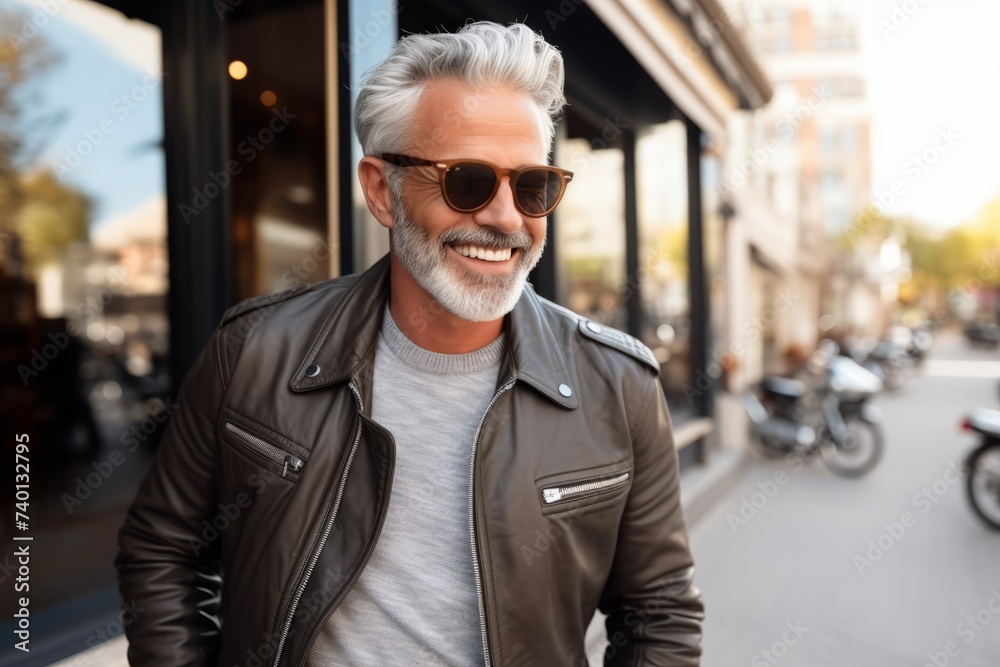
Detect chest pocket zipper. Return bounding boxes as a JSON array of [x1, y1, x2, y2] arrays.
[[223, 419, 305, 479], [541, 471, 630, 505]]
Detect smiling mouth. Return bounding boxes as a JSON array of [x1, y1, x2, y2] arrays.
[[449, 243, 516, 262]]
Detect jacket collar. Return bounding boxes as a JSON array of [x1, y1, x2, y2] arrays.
[[289, 252, 579, 409]]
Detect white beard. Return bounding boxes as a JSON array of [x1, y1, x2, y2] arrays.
[[388, 187, 546, 322]]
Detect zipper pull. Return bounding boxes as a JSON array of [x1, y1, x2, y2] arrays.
[[543, 488, 562, 503], [283, 455, 303, 478]]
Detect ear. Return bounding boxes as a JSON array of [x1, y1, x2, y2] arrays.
[[358, 156, 396, 230]]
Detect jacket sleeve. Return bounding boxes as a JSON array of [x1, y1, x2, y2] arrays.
[[598, 371, 705, 666], [114, 325, 229, 665]]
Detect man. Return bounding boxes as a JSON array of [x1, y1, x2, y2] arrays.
[[116, 21, 704, 666]]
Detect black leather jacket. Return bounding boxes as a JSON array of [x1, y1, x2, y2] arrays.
[[115, 252, 704, 666]]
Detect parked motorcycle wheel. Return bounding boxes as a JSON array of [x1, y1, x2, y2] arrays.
[[966, 444, 1000, 530], [749, 433, 790, 460], [818, 417, 884, 478]]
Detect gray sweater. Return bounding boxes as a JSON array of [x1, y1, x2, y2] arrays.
[[306, 303, 504, 666]]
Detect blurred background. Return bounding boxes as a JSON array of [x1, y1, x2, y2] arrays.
[[0, 0, 997, 664]]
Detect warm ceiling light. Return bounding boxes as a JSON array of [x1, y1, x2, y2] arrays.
[[228, 60, 248, 80], [260, 90, 277, 106]]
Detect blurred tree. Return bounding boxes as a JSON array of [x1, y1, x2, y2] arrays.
[[901, 222, 947, 305], [840, 205, 895, 248], [15, 171, 91, 275], [843, 193, 1000, 311], [0, 8, 89, 280], [0, 9, 60, 224], [959, 194, 1000, 291]]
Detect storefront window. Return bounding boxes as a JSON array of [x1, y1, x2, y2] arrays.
[[750, 258, 785, 378], [0, 5, 167, 656], [636, 121, 691, 417], [554, 116, 628, 331], [227, 0, 331, 299]]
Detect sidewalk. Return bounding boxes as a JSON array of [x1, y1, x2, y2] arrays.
[[687, 334, 1000, 666], [49, 638, 127, 667]]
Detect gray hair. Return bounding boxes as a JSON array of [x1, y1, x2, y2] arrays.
[[354, 21, 566, 162]]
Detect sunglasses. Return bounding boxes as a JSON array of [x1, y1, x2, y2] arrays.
[[379, 153, 574, 218]]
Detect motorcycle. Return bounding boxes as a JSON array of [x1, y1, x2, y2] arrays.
[[961, 407, 1000, 530], [904, 325, 933, 368], [851, 338, 907, 391], [741, 340, 885, 478]]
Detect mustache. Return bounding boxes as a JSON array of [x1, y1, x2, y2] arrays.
[[438, 227, 533, 251]]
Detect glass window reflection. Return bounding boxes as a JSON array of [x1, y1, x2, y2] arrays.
[[636, 121, 691, 419], [554, 134, 627, 331], [0, 4, 167, 649]]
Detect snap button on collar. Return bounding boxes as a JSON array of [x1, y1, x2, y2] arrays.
[[586, 321, 602, 334], [305, 364, 321, 378], [558, 383, 572, 397]]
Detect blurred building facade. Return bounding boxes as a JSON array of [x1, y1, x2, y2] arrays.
[[685, 0, 895, 452], [714, 0, 887, 386], [0, 0, 773, 663], [744, 0, 887, 344]]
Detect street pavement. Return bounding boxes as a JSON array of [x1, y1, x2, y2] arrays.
[[691, 330, 1000, 667]]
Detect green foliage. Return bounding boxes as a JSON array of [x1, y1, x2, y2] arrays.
[[841, 194, 1000, 306], [15, 172, 91, 274]]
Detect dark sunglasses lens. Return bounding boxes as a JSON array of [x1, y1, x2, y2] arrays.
[[516, 170, 562, 216], [444, 163, 497, 211]]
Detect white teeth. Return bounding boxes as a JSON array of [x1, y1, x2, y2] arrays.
[[453, 244, 512, 262]]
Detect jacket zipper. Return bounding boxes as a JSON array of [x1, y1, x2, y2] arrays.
[[541, 471, 630, 504], [271, 380, 365, 667], [224, 420, 304, 478], [469, 379, 515, 667]]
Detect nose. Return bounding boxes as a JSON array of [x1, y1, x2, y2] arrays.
[[471, 176, 523, 235]]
